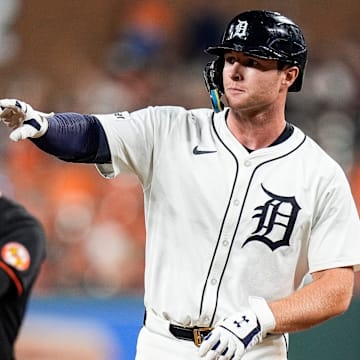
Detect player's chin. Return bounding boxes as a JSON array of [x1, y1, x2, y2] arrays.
[[224, 95, 248, 110]]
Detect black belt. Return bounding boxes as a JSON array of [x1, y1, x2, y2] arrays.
[[144, 310, 212, 347], [169, 324, 213, 347]]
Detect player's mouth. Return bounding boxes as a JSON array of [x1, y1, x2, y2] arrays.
[[226, 87, 246, 95]]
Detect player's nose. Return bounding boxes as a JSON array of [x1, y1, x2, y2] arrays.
[[229, 62, 244, 81]]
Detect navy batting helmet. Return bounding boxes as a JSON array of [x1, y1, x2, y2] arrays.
[[203, 10, 308, 112]]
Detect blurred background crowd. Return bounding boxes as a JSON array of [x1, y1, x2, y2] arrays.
[[0, 0, 359, 298]]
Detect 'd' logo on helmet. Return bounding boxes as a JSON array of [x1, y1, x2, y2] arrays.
[[226, 20, 249, 40]]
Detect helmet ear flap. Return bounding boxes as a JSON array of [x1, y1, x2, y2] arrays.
[[203, 58, 224, 113]]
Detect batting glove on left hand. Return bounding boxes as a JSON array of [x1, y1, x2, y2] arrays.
[[0, 99, 54, 141], [199, 297, 275, 360]]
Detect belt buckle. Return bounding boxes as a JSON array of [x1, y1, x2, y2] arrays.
[[193, 327, 213, 347]]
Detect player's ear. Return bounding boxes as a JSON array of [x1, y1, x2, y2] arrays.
[[282, 66, 299, 90]]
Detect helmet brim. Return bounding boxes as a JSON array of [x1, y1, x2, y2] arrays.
[[205, 44, 285, 62], [205, 43, 244, 55]]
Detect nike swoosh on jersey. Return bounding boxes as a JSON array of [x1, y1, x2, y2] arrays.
[[192, 146, 217, 155]]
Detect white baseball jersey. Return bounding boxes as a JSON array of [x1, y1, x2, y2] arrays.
[[95, 106, 360, 358]]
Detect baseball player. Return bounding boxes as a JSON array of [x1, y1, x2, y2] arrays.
[[0, 9, 360, 360], [0, 194, 46, 359]]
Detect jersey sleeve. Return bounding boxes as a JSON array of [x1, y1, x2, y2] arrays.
[[308, 165, 360, 273], [94, 106, 188, 186]]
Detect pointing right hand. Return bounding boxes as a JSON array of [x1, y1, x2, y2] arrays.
[[0, 99, 54, 141]]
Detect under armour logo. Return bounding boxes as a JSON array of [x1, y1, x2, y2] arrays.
[[226, 20, 249, 40], [233, 316, 249, 328], [243, 184, 301, 251]]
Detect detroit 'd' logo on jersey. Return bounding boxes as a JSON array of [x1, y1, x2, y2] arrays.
[[243, 184, 301, 251], [1, 242, 30, 271]]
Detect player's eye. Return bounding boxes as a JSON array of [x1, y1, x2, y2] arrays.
[[246, 58, 260, 67], [224, 55, 236, 65]]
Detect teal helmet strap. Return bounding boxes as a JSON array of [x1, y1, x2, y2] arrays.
[[210, 89, 223, 113]]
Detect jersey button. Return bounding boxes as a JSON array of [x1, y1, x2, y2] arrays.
[[244, 160, 252, 167], [211, 278, 217, 285], [233, 199, 240, 206], [223, 240, 229, 246]]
